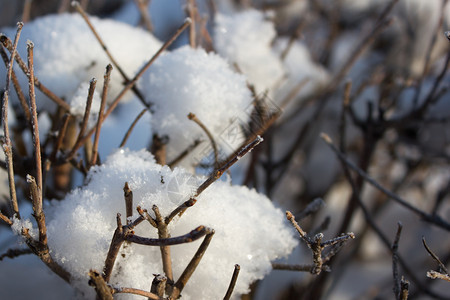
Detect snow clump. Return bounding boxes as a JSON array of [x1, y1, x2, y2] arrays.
[[214, 9, 285, 94], [46, 148, 297, 299], [0, 13, 162, 111], [140, 45, 253, 165]]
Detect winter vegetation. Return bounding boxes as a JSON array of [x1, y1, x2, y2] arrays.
[[0, 0, 449, 299]]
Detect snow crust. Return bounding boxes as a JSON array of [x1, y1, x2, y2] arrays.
[[46, 148, 297, 299]]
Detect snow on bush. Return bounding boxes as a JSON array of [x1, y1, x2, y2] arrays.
[[45, 148, 297, 299], [0, 13, 162, 110], [213, 9, 285, 94], [140, 45, 253, 165]]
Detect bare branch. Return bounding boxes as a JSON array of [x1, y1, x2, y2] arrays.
[[88, 270, 114, 300], [422, 237, 449, 275], [123, 182, 133, 221], [392, 222, 403, 300], [134, 0, 154, 32], [224, 264, 240, 300], [0, 247, 32, 261], [119, 108, 148, 148], [113, 286, 162, 299], [188, 112, 218, 168]]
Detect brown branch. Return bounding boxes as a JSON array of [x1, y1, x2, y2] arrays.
[[151, 274, 167, 298], [119, 108, 148, 148], [91, 64, 112, 167], [27, 175, 47, 245], [0, 247, 32, 261], [400, 278, 409, 300], [71, 1, 151, 108], [171, 229, 215, 299], [50, 113, 71, 162], [224, 264, 240, 300], [272, 263, 330, 273], [123, 182, 133, 221], [65, 78, 97, 161], [21, 0, 32, 23], [88, 270, 114, 300], [188, 112, 218, 168], [150, 134, 167, 165], [427, 271, 450, 282], [0, 35, 71, 112], [0, 212, 12, 225], [113, 286, 162, 299], [185, 0, 197, 48], [125, 225, 212, 246], [168, 139, 202, 167], [152, 205, 173, 283], [1, 23, 23, 218], [134, 0, 153, 32], [27, 41, 43, 198], [321, 133, 450, 231], [423, 237, 449, 278]]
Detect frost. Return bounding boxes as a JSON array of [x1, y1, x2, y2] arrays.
[[11, 216, 36, 239], [213, 9, 285, 94], [139, 46, 253, 165], [0, 13, 162, 111], [46, 149, 297, 299]]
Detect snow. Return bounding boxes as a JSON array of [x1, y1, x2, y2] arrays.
[[213, 9, 285, 95], [139, 45, 253, 166], [0, 13, 162, 111], [45, 148, 297, 299]]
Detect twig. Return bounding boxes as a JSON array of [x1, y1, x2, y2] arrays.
[[392, 222, 403, 300], [91, 64, 112, 167], [152, 205, 173, 283], [88, 270, 114, 300], [321, 133, 450, 231], [296, 198, 325, 220], [188, 112, 218, 168], [185, 0, 197, 48], [427, 271, 450, 282], [166, 136, 263, 223], [21, 0, 32, 23], [1, 23, 23, 218], [27, 175, 47, 245], [400, 278, 409, 300], [0, 35, 71, 112], [224, 264, 240, 300], [71, 1, 151, 108], [422, 237, 448, 274], [125, 225, 212, 246], [113, 286, 161, 299], [170, 229, 215, 299], [0, 212, 12, 225], [272, 263, 330, 273], [119, 108, 148, 148], [123, 182, 133, 221], [168, 139, 202, 167], [150, 134, 168, 165], [27, 42, 43, 199], [151, 274, 167, 298], [134, 0, 153, 32], [50, 114, 71, 162], [0, 247, 32, 261], [65, 78, 97, 161]]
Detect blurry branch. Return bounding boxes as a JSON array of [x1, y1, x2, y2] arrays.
[[123, 182, 133, 220], [1, 22, 23, 218], [91, 64, 112, 167], [188, 112, 219, 168], [166, 136, 263, 223], [88, 270, 114, 300], [0, 247, 32, 260], [392, 222, 403, 300], [150, 134, 168, 165], [113, 286, 162, 299], [0, 212, 12, 225], [119, 108, 148, 148], [284, 211, 355, 275], [134, 0, 153, 32], [151, 274, 167, 298], [321, 133, 450, 231], [423, 237, 450, 282], [185, 0, 197, 48], [224, 264, 240, 300], [72, 1, 151, 109], [75, 18, 191, 149], [295, 197, 325, 221], [21, 0, 32, 23], [168, 139, 202, 167], [0, 35, 71, 111]]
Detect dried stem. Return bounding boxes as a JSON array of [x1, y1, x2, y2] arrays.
[[65, 78, 97, 161], [321, 133, 450, 231], [119, 108, 148, 148], [89, 270, 114, 300], [168, 139, 202, 167], [423, 237, 450, 282], [0, 247, 32, 260], [91, 64, 112, 167], [170, 229, 215, 299], [1, 23, 23, 218], [272, 263, 330, 273], [123, 182, 133, 221], [72, 1, 150, 108], [152, 205, 173, 283], [113, 287, 162, 299], [392, 222, 403, 300], [27, 175, 47, 245], [188, 112, 218, 168], [27, 42, 43, 197], [50, 113, 71, 162], [224, 264, 240, 300], [151, 274, 167, 298], [186, 0, 197, 48], [150, 134, 167, 165], [21, 0, 32, 23], [134, 0, 153, 32], [0, 35, 71, 111], [0, 212, 12, 225]]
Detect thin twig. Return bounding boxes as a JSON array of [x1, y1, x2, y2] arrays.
[[89, 270, 114, 300], [1, 23, 23, 218], [71, 1, 151, 108], [125, 225, 212, 246], [224, 264, 240, 300], [150, 134, 167, 165], [65, 78, 97, 161], [123, 182, 133, 221], [91, 64, 112, 167], [26, 175, 46, 245], [152, 205, 173, 283], [171, 229, 215, 299], [168, 139, 202, 167], [272, 263, 329, 273], [113, 287, 161, 299], [186, 0, 197, 48], [21, 0, 32, 23], [392, 222, 403, 300], [427, 271, 450, 282], [422, 237, 449, 274], [321, 133, 450, 231], [119, 108, 148, 148], [27, 42, 42, 199], [188, 112, 218, 168], [0, 212, 12, 225], [134, 0, 153, 32], [0, 247, 32, 261]]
